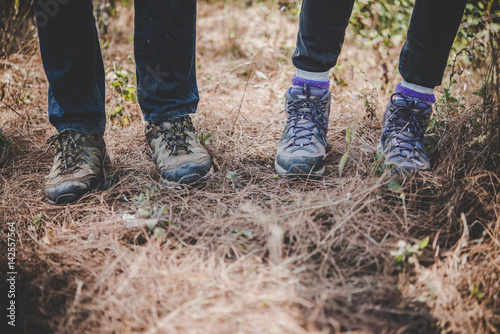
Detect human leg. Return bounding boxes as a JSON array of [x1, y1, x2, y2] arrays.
[[292, 0, 356, 74], [276, 0, 355, 175], [399, 0, 468, 88], [34, 0, 107, 204], [134, 0, 199, 122], [134, 0, 213, 185], [34, 0, 106, 135], [379, 0, 467, 173]]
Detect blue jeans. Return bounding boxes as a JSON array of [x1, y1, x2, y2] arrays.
[[292, 0, 467, 88], [34, 0, 198, 135]]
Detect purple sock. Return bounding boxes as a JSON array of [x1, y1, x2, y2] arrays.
[[292, 75, 330, 91], [395, 82, 436, 104]]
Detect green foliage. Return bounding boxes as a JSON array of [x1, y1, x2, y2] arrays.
[[390, 237, 429, 266], [123, 185, 169, 239], [106, 63, 136, 127], [108, 64, 137, 102], [387, 180, 402, 194], [94, 0, 133, 38], [349, 0, 499, 101], [456, 1, 500, 63], [109, 106, 130, 127], [426, 111, 448, 155], [226, 171, 242, 189], [350, 0, 413, 49], [198, 130, 214, 146], [30, 213, 43, 228], [371, 150, 386, 177], [0, 0, 34, 57], [442, 87, 459, 104], [339, 117, 359, 176], [471, 285, 485, 299], [18, 89, 32, 105]]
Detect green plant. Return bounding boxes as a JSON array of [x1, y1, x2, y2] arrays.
[[339, 117, 359, 176], [350, 0, 414, 50], [0, 0, 34, 57], [18, 89, 32, 105], [94, 0, 133, 40], [390, 237, 429, 266], [198, 130, 214, 146], [106, 63, 136, 127], [471, 285, 485, 299], [30, 213, 43, 229], [108, 63, 137, 102], [226, 171, 241, 189], [123, 185, 169, 238], [109, 106, 130, 127], [371, 150, 386, 177]]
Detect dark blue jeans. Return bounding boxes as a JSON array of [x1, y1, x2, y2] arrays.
[[34, 0, 198, 135], [293, 0, 467, 88]]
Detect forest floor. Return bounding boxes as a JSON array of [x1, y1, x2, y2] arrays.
[[1, 2, 499, 333]]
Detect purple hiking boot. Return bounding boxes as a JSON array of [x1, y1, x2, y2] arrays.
[[378, 93, 433, 173], [275, 84, 331, 175]]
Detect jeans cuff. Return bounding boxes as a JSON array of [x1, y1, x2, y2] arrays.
[[143, 105, 197, 123]]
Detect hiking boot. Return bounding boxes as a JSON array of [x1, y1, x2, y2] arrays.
[[145, 115, 214, 186], [44, 130, 107, 204], [275, 84, 331, 175], [0, 129, 10, 164], [378, 93, 433, 173]]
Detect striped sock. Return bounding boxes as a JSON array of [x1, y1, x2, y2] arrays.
[[395, 80, 436, 104], [292, 69, 330, 91]]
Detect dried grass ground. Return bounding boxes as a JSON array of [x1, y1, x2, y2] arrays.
[[1, 2, 499, 334]]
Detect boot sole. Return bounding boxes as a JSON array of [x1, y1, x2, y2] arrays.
[[274, 160, 325, 176], [160, 166, 215, 188]]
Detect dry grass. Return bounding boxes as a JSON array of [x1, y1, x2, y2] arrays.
[[1, 2, 499, 334]]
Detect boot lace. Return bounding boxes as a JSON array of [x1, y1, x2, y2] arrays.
[[281, 84, 328, 146], [45, 131, 83, 170], [151, 116, 193, 155], [381, 93, 429, 157]]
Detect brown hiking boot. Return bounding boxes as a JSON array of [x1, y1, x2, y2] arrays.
[[44, 130, 107, 204], [145, 115, 214, 186]]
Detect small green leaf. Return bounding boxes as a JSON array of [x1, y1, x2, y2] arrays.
[[351, 117, 359, 141], [137, 207, 150, 219], [339, 149, 349, 176], [146, 219, 158, 230], [387, 181, 402, 193], [153, 227, 166, 238], [419, 236, 430, 249], [112, 106, 123, 116], [31, 213, 43, 227]]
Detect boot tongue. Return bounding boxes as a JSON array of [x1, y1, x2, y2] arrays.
[[392, 97, 430, 113], [290, 85, 325, 100]]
